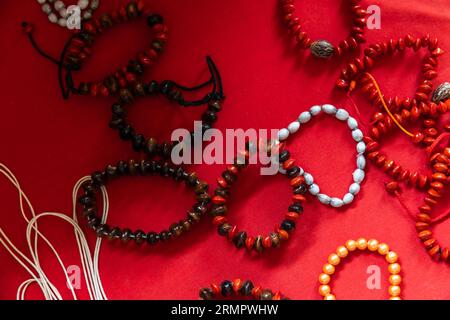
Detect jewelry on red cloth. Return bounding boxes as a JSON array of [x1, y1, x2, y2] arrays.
[[199, 279, 288, 300], [279, 0, 367, 58], [210, 144, 307, 254], [78, 159, 210, 245], [319, 238, 402, 300]]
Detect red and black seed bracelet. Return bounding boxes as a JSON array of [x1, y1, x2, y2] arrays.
[[78, 159, 210, 245], [109, 56, 225, 159], [210, 146, 307, 254], [280, 0, 367, 58], [199, 279, 288, 300], [24, 1, 168, 99]]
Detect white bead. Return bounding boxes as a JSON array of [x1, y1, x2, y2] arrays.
[[37, 0, 46, 4], [309, 184, 320, 195], [54, 0, 65, 10], [357, 155, 366, 169], [78, 0, 89, 10], [330, 198, 344, 208], [347, 117, 358, 130], [310, 105, 322, 116], [58, 18, 67, 27], [356, 141, 366, 154], [91, 0, 100, 10], [298, 111, 312, 123], [322, 104, 337, 114], [277, 128, 289, 141], [343, 193, 354, 204], [353, 169, 365, 183], [48, 13, 58, 23], [336, 109, 349, 121], [298, 167, 305, 175], [83, 10, 93, 20], [287, 121, 300, 134], [352, 129, 363, 142], [349, 183, 361, 195], [278, 166, 287, 175], [317, 194, 331, 204], [303, 173, 314, 185]]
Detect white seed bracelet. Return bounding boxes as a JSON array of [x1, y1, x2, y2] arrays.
[[36, 0, 100, 28], [277, 104, 366, 208]]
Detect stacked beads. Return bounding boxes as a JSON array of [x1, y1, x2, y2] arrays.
[[278, 104, 366, 208], [210, 147, 307, 254], [319, 238, 402, 300], [199, 279, 288, 300], [63, 1, 168, 98], [37, 0, 100, 27], [414, 146, 450, 262], [78, 159, 210, 245], [279, 0, 367, 58]]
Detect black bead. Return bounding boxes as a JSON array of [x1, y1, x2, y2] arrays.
[[222, 171, 236, 184], [233, 231, 247, 249], [240, 281, 254, 296], [108, 227, 121, 240], [210, 205, 227, 217], [279, 150, 290, 163], [208, 100, 222, 112], [160, 80, 173, 95], [202, 111, 217, 124], [147, 232, 159, 245], [78, 194, 95, 206], [127, 60, 144, 76], [132, 134, 145, 151], [199, 288, 214, 300], [146, 80, 160, 95], [293, 184, 307, 195], [281, 219, 295, 231], [110, 102, 123, 118], [288, 203, 303, 213], [146, 14, 164, 27], [121, 228, 133, 242], [116, 161, 128, 175], [134, 230, 146, 244], [220, 280, 233, 296], [287, 166, 300, 177]]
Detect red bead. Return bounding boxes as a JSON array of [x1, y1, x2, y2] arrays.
[[212, 196, 226, 205], [233, 279, 243, 293], [385, 181, 399, 194], [217, 177, 228, 188], [262, 236, 272, 249], [292, 194, 306, 203], [211, 283, 221, 295], [290, 176, 305, 187], [282, 159, 295, 170], [213, 216, 227, 226], [245, 236, 255, 250], [286, 212, 299, 221], [412, 132, 424, 144]]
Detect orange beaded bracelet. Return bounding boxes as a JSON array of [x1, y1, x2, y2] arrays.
[[318, 238, 402, 300]]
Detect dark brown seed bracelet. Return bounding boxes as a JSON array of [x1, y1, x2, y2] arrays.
[[109, 57, 225, 160], [78, 159, 210, 245], [210, 146, 307, 254], [199, 279, 289, 300]]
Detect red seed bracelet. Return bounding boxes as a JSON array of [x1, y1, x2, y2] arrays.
[[210, 146, 307, 254], [279, 0, 367, 58]]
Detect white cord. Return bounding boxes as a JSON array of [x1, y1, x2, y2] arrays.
[[0, 163, 108, 300]]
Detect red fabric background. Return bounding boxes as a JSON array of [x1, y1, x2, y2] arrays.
[[1, 0, 450, 300]]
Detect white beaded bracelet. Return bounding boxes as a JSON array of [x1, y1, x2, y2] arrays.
[[36, 0, 100, 28], [278, 104, 366, 208]]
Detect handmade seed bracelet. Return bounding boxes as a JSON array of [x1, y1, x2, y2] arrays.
[[36, 0, 100, 27], [199, 279, 288, 300], [78, 159, 210, 245], [61, 1, 168, 98], [277, 104, 366, 208], [279, 0, 367, 58], [109, 57, 224, 159], [319, 238, 402, 300], [210, 146, 307, 254]]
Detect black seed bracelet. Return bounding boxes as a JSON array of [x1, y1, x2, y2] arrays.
[[78, 159, 210, 245], [210, 145, 308, 254], [109, 57, 225, 160], [199, 279, 289, 300]]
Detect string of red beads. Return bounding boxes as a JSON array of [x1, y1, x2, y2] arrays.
[[63, 1, 168, 98], [279, 0, 366, 58], [199, 279, 288, 300]]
